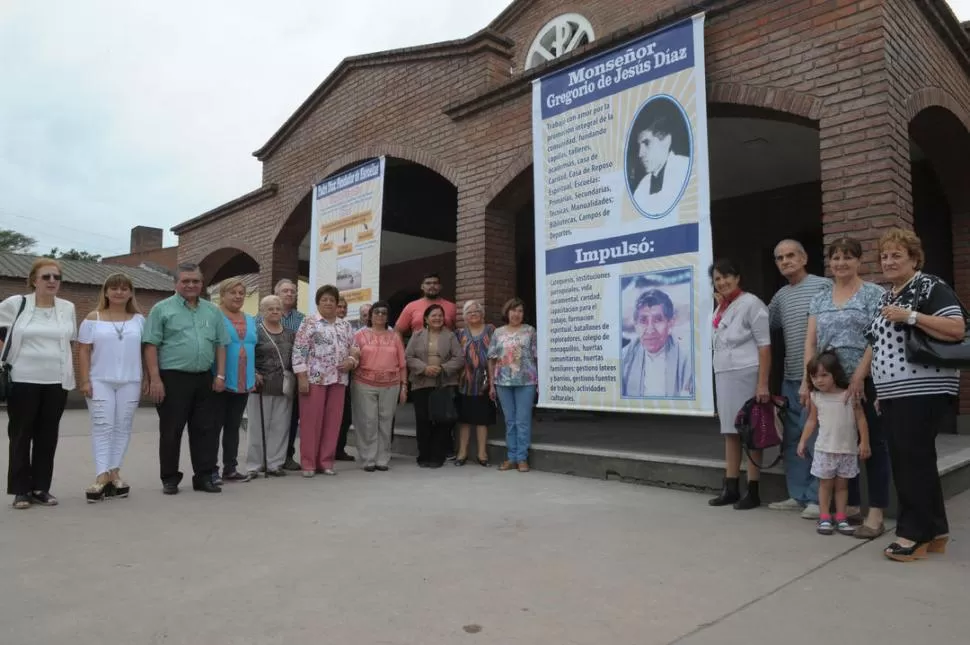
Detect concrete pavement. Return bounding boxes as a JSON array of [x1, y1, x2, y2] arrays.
[[1, 409, 968, 645]]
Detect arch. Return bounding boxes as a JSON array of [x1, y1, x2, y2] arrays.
[[195, 243, 262, 286], [482, 146, 533, 210], [708, 82, 823, 122], [314, 143, 460, 188], [905, 87, 970, 134]]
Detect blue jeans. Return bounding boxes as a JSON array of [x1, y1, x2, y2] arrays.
[[781, 379, 818, 505], [496, 385, 536, 463]]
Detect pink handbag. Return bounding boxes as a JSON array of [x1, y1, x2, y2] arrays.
[[734, 396, 786, 468]]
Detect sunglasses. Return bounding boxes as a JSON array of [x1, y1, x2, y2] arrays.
[[39, 273, 62, 282]]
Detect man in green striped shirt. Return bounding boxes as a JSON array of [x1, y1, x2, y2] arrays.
[[143, 263, 229, 495]]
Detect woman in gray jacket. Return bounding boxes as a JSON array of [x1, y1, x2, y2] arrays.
[[405, 304, 464, 468]]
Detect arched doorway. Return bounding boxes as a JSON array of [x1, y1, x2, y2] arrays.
[[908, 104, 970, 419], [273, 157, 458, 321], [198, 247, 260, 286]]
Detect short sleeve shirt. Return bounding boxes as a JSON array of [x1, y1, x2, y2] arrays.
[[142, 295, 230, 373], [394, 298, 457, 335], [486, 325, 538, 387], [809, 282, 884, 376], [863, 273, 963, 399]]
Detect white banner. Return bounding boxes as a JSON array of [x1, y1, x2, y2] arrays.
[[309, 157, 386, 321], [532, 15, 713, 416]]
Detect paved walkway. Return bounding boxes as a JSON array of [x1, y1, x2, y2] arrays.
[[2, 409, 968, 644]]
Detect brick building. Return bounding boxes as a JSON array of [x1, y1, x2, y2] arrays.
[[0, 251, 174, 405], [171, 0, 970, 409]]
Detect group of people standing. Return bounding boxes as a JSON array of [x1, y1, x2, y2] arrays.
[[0, 262, 541, 508], [710, 229, 959, 562]]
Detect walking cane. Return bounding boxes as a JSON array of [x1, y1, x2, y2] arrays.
[[258, 391, 269, 478]]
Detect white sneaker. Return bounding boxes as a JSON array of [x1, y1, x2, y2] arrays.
[[801, 503, 821, 519], [768, 498, 803, 511]]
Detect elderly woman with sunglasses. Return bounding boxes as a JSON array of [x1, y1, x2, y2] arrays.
[[352, 301, 407, 472], [0, 258, 77, 509]]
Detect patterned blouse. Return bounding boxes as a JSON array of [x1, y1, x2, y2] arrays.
[[863, 272, 963, 399], [809, 281, 884, 376], [292, 313, 357, 386], [457, 324, 495, 396], [487, 324, 538, 387]]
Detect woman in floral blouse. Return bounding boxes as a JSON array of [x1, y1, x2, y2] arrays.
[[292, 284, 358, 477], [487, 297, 538, 472]]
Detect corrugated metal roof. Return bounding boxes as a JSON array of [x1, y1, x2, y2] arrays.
[[0, 251, 174, 292]]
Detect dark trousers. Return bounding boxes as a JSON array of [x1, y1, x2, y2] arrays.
[[6, 382, 67, 495], [156, 370, 219, 485], [848, 379, 891, 509], [214, 391, 249, 473], [336, 383, 352, 456], [412, 387, 451, 465], [286, 396, 300, 460], [882, 395, 951, 542]]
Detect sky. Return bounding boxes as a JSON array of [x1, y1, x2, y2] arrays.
[[1, 0, 969, 258]]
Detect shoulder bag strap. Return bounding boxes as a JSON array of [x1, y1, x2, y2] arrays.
[[259, 323, 286, 371], [1, 296, 27, 365]]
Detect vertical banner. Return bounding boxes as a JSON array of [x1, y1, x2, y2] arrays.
[[532, 15, 713, 416], [309, 157, 386, 322]]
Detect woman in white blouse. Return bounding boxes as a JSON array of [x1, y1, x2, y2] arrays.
[[708, 259, 772, 510], [77, 273, 145, 502], [0, 258, 77, 510]]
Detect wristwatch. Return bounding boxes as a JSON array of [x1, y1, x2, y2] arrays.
[[907, 311, 918, 326]]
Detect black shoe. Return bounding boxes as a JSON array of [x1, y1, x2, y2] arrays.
[[363, 465, 377, 472], [162, 482, 179, 495], [12, 494, 32, 509], [375, 465, 389, 472], [428, 462, 443, 469], [454, 457, 467, 467], [418, 462, 430, 468], [30, 491, 58, 506], [282, 458, 301, 471], [708, 477, 741, 507], [733, 480, 761, 510], [192, 479, 222, 493], [335, 453, 356, 462]]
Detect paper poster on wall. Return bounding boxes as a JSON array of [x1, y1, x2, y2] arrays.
[[532, 15, 714, 416], [309, 157, 386, 321]]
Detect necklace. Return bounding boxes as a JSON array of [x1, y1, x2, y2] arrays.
[[104, 312, 128, 340]]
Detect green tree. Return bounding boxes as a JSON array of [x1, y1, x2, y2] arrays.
[[49, 247, 102, 262], [0, 229, 36, 253]]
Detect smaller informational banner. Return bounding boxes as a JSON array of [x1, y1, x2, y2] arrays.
[[309, 157, 386, 321]]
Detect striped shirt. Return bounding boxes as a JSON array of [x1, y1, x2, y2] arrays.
[[768, 274, 831, 380], [256, 308, 305, 334]]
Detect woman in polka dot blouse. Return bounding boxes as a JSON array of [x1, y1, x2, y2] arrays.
[[863, 228, 965, 562]]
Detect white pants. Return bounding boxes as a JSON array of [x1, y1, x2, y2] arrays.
[[245, 393, 293, 473], [86, 380, 141, 476]]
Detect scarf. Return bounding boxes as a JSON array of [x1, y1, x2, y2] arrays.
[[713, 289, 743, 329]]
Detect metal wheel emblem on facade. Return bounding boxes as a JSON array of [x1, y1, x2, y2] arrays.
[[525, 14, 594, 70]]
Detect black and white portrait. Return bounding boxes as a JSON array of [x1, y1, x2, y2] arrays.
[[625, 96, 693, 219]]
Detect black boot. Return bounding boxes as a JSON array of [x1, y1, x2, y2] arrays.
[[708, 477, 740, 506], [734, 479, 761, 510]]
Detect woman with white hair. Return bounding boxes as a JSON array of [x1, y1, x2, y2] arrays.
[[455, 300, 495, 466], [245, 295, 296, 477]]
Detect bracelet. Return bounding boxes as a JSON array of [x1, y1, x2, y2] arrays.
[[216, 375, 225, 380]]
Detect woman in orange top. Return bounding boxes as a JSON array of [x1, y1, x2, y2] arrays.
[[352, 301, 407, 471]]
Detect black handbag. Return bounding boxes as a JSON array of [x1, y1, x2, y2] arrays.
[[0, 296, 27, 404], [428, 376, 458, 424], [905, 281, 970, 369]]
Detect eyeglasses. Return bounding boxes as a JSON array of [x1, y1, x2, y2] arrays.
[[371, 309, 388, 316], [39, 274, 62, 282]]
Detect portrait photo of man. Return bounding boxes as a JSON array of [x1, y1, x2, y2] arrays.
[[620, 287, 694, 399], [626, 96, 693, 218]]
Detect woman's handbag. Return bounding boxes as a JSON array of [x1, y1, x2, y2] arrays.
[[905, 281, 970, 369], [0, 296, 27, 404], [734, 395, 786, 469], [429, 375, 459, 424]]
